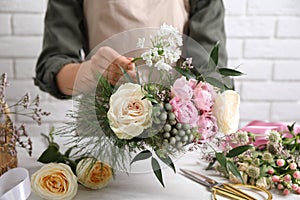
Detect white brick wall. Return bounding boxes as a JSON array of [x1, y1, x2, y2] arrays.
[[1, 0, 300, 136]]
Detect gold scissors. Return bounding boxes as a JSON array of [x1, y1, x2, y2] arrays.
[[179, 169, 272, 200]]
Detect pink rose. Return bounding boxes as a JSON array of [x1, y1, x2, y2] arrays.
[[197, 115, 218, 142], [267, 168, 274, 175], [171, 77, 193, 101], [290, 163, 298, 170], [170, 97, 198, 127], [284, 174, 291, 182], [193, 82, 215, 111], [277, 184, 284, 190], [292, 184, 299, 191], [276, 159, 285, 167], [283, 188, 290, 195], [272, 175, 280, 182], [293, 171, 300, 179]]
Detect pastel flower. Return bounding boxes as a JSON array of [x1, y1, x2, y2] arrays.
[[171, 77, 194, 101], [31, 163, 78, 200], [277, 184, 284, 190], [247, 165, 260, 179], [197, 115, 218, 142], [193, 82, 215, 111], [283, 174, 291, 182], [76, 158, 113, 189], [272, 175, 281, 182], [256, 177, 272, 190], [212, 90, 240, 135], [267, 168, 274, 175], [290, 163, 298, 170], [293, 171, 300, 179], [297, 188, 300, 194], [170, 97, 199, 127], [283, 188, 290, 195], [107, 83, 153, 139], [292, 184, 299, 191], [276, 159, 285, 167]]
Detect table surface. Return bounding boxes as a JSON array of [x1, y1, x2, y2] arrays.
[[18, 150, 299, 200]]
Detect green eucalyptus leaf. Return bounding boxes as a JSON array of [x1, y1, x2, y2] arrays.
[[206, 158, 216, 170], [216, 152, 228, 173], [227, 160, 244, 184], [218, 68, 244, 77], [37, 144, 62, 163], [226, 145, 253, 158], [175, 66, 196, 80], [155, 151, 176, 173], [208, 41, 219, 71], [205, 77, 226, 92], [130, 150, 152, 165], [151, 157, 165, 187]]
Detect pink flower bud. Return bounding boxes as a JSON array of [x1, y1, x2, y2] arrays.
[[290, 163, 298, 170], [292, 184, 299, 191], [276, 159, 285, 167], [297, 188, 300, 194], [272, 175, 281, 183], [293, 171, 300, 179], [277, 184, 284, 190], [284, 174, 291, 182], [268, 168, 274, 175], [283, 188, 290, 195]]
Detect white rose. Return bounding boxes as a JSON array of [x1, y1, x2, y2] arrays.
[[76, 158, 113, 189], [107, 83, 152, 139], [31, 163, 78, 200], [212, 90, 240, 135]]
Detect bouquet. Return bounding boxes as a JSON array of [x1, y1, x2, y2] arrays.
[[207, 121, 300, 195], [37, 24, 242, 190]]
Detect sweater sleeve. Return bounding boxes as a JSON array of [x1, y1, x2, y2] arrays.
[[187, 0, 227, 68], [34, 0, 87, 99]]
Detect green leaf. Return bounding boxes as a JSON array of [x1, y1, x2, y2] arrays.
[[64, 146, 76, 158], [151, 157, 165, 187], [130, 150, 152, 165], [155, 151, 176, 173], [216, 152, 228, 173], [37, 144, 62, 163], [206, 158, 216, 170], [131, 57, 142, 63], [218, 68, 244, 77], [227, 160, 244, 184], [205, 77, 226, 92], [174, 66, 196, 80], [119, 66, 134, 83], [226, 145, 253, 158], [208, 41, 219, 71]]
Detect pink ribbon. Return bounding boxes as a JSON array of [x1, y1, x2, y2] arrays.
[[240, 120, 300, 147]]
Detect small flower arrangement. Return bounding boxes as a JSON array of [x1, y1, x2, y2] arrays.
[[0, 73, 49, 175], [208, 122, 300, 196], [37, 24, 242, 191]]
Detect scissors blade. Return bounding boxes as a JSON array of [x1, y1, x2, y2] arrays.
[[180, 169, 218, 186], [179, 169, 212, 188]]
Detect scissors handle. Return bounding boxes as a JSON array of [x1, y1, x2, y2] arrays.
[[212, 186, 252, 200], [222, 184, 257, 200]]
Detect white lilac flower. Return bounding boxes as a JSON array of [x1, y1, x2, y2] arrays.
[[154, 60, 172, 71], [137, 37, 145, 48], [140, 24, 183, 71]]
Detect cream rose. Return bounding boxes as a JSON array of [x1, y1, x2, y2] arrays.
[[212, 90, 240, 135], [31, 163, 78, 200], [76, 158, 113, 189], [107, 83, 152, 139]]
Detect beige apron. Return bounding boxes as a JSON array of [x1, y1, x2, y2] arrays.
[[83, 0, 190, 52]]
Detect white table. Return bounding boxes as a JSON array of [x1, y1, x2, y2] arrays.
[[18, 150, 298, 200]]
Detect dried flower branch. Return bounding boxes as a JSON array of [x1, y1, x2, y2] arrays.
[[0, 72, 50, 156]]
